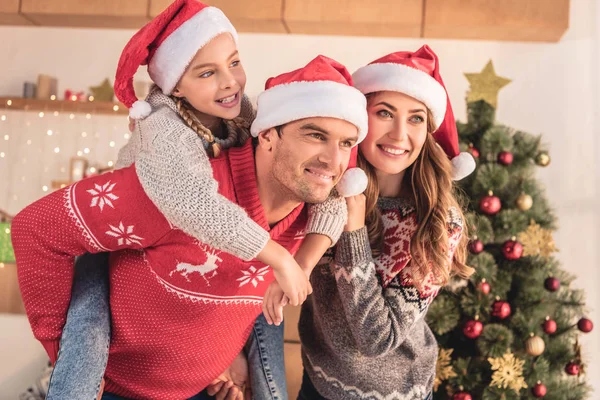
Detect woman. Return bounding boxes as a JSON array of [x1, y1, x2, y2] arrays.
[[295, 45, 476, 399]]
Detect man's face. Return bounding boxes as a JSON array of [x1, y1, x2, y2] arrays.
[[264, 117, 359, 203]]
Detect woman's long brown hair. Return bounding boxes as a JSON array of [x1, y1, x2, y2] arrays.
[[359, 97, 473, 286]]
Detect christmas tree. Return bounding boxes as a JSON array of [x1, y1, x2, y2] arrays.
[[427, 61, 594, 400]]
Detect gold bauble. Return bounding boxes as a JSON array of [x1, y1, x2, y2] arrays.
[[525, 334, 545, 356], [535, 152, 551, 167], [516, 193, 533, 211]]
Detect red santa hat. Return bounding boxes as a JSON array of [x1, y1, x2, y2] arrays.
[[251, 55, 369, 197], [114, 0, 238, 120], [352, 45, 476, 181]]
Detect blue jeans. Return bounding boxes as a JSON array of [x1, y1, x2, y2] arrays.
[[47, 253, 288, 400], [47, 252, 111, 400], [245, 314, 287, 400]]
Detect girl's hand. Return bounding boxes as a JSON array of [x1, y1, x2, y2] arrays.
[[344, 194, 366, 232], [262, 281, 288, 326]]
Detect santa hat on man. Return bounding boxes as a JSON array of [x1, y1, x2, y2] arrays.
[[114, 0, 238, 120], [352, 45, 476, 180], [251, 55, 369, 197]]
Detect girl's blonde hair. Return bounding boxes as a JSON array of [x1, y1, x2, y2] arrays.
[[173, 96, 251, 158], [359, 99, 473, 286]]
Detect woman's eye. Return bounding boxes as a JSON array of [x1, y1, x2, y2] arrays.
[[377, 109, 392, 118], [231, 60, 240, 67], [410, 115, 425, 123]]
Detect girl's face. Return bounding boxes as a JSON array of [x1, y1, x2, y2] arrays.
[[172, 33, 246, 121], [359, 91, 429, 177]]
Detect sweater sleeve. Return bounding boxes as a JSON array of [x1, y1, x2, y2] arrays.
[[11, 166, 172, 361], [305, 192, 348, 246], [133, 108, 270, 261], [331, 212, 463, 357]]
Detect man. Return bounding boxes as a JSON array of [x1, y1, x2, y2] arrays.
[[13, 55, 367, 400]]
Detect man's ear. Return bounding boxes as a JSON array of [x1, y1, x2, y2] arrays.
[[257, 128, 276, 151]]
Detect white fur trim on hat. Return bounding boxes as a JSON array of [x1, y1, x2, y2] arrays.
[[129, 100, 152, 120], [250, 80, 368, 143], [336, 167, 368, 197], [149, 6, 238, 95], [352, 63, 447, 129], [452, 151, 476, 181]]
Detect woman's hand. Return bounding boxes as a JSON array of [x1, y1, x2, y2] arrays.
[[344, 194, 366, 232]]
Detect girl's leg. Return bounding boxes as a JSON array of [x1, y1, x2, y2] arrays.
[[47, 252, 111, 400], [245, 313, 287, 400]]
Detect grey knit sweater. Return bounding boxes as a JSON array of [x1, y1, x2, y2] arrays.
[[116, 88, 346, 261], [299, 198, 463, 400]]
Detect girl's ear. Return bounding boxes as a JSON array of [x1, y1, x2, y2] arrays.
[[172, 87, 184, 98]]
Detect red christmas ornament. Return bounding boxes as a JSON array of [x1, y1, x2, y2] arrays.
[[543, 318, 557, 334], [502, 238, 523, 260], [565, 362, 580, 376], [469, 144, 479, 158], [497, 151, 514, 166], [479, 192, 501, 215], [544, 277, 560, 292], [478, 280, 491, 295], [492, 300, 511, 319], [532, 382, 547, 398], [463, 319, 483, 339], [577, 317, 593, 333], [452, 392, 473, 400], [469, 239, 484, 254]]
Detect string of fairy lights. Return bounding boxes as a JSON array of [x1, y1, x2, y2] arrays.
[[0, 99, 130, 216]]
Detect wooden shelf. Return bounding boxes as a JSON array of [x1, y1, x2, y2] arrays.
[[0, 97, 128, 116]]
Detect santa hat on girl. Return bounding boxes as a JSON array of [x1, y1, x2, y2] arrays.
[[251, 55, 369, 197], [114, 0, 238, 120], [352, 45, 476, 180]]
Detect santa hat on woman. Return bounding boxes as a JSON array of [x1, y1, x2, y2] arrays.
[[352, 45, 476, 180], [251, 55, 369, 197], [114, 0, 238, 120]]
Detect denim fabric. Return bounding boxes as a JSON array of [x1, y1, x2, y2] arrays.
[[47, 253, 111, 400], [245, 314, 287, 400]]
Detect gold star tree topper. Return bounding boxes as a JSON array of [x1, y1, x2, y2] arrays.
[[89, 78, 115, 102], [465, 61, 511, 108], [518, 220, 559, 259], [488, 352, 528, 393], [434, 348, 457, 392]]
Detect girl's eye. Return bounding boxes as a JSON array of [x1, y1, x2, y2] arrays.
[[199, 71, 213, 78], [231, 60, 240, 67]]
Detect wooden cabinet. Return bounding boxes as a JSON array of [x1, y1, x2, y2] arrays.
[[284, 0, 422, 37], [0, 0, 33, 25], [1, 0, 571, 42], [150, 0, 287, 33], [21, 0, 150, 28], [424, 0, 570, 42]]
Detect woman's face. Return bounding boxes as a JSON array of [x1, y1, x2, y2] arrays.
[[172, 33, 246, 121], [359, 91, 429, 177]]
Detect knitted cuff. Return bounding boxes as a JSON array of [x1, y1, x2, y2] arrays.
[[334, 226, 372, 267], [226, 219, 271, 261], [305, 209, 347, 246]]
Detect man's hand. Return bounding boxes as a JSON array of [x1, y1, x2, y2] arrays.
[[206, 351, 252, 400]]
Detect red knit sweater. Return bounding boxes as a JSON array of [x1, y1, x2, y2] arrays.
[[12, 141, 307, 399]]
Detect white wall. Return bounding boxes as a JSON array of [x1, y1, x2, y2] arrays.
[[0, 0, 598, 397]]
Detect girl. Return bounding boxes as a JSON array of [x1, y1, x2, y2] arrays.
[[14, 0, 367, 399], [262, 45, 476, 399]]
